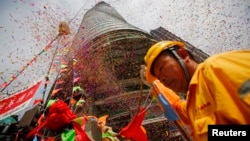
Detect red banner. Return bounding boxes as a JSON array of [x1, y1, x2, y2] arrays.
[[0, 81, 42, 120]]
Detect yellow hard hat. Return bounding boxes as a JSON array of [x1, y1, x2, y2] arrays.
[[144, 40, 185, 82]]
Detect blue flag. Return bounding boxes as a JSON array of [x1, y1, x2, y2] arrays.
[[158, 94, 179, 121]]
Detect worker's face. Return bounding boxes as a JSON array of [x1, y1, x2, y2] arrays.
[[153, 53, 187, 93]]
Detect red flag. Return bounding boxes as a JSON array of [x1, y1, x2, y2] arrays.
[[0, 81, 7, 88], [45, 45, 52, 50], [120, 107, 148, 141], [41, 136, 55, 141], [45, 80, 50, 85], [72, 117, 91, 141], [0, 81, 42, 119], [33, 99, 43, 105], [55, 79, 64, 85], [10, 75, 16, 80], [73, 76, 80, 83]]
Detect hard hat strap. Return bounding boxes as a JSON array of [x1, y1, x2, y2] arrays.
[[168, 47, 191, 85]]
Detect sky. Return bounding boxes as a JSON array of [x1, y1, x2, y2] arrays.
[[0, 0, 86, 95], [0, 0, 249, 112]]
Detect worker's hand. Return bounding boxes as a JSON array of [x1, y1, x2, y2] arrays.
[[140, 65, 152, 87], [152, 80, 180, 109]]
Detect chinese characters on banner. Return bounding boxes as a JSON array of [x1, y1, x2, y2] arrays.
[[0, 81, 42, 120]]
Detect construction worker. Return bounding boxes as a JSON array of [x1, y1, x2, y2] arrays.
[[143, 40, 250, 141]]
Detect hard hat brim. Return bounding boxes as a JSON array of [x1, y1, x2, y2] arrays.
[[144, 41, 185, 83]]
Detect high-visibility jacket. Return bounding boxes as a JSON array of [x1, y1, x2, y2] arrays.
[[175, 50, 250, 141]]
